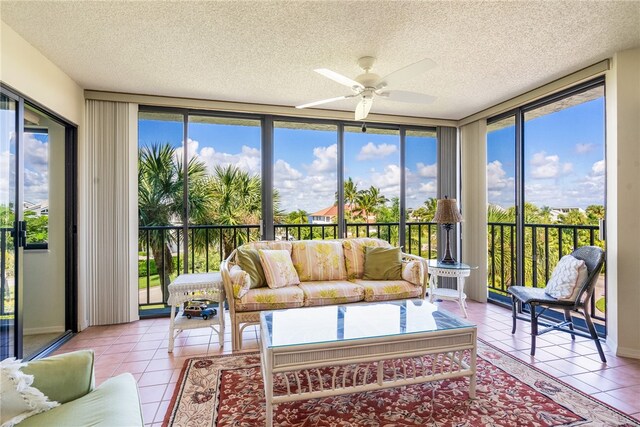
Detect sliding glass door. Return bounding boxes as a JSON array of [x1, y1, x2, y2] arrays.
[[0, 86, 77, 359], [486, 78, 606, 328], [0, 89, 22, 360]]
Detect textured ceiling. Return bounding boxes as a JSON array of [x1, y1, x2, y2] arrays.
[[1, 1, 639, 120]]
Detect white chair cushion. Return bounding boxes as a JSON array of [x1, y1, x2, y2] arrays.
[[544, 254, 588, 300]]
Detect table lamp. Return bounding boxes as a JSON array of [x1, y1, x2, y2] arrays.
[[433, 196, 463, 264]]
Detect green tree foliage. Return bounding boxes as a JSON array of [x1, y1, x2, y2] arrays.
[[138, 143, 211, 296], [24, 211, 48, 243]]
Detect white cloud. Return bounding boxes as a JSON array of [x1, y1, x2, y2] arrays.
[[369, 164, 401, 196], [356, 142, 397, 160], [591, 160, 605, 175], [198, 143, 261, 175], [274, 159, 303, 181], [575, 143, 595, 154], [530, 151, 572, 179], [416, 162, 437, 178], [306, 144, 337, 174], [486, 160, 516, 207]]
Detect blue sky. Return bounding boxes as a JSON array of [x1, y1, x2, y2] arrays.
[[487, 96, 605, 209], [139, 117, 437, 213]]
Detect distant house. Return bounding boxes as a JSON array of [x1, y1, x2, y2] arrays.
[[24, 200, 49, 217], [549, 207, 585, 221], [309, 205, 376, 224], [309, 206, 336, 224]]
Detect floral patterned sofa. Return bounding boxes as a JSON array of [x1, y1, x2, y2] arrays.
[[221, 238, 428, 350]]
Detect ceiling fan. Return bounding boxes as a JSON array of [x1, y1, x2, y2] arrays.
[[296, 56, 437, 121]]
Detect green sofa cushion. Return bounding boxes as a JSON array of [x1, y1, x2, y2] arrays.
[[363, 246, 403, 280], [22, 350, 94, 404], [18, 373, 143, 427]]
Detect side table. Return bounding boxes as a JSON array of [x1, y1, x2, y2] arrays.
[[427, 260, 477, 318], [167, 272, 225, 352]]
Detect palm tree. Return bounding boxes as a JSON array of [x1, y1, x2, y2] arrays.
[[286, 209, 309, 224], [138, 143, 209, 298], [196, 165, 281, 258], [344, 178, 359, 220], [410, 197, 438, 222]]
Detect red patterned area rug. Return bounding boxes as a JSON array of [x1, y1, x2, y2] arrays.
[[164, 339, 639, 426]]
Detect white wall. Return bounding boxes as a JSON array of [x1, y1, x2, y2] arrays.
[[1, 21, 87, 330], [605, 47, 640, 358], [23, 116, 65, 334]]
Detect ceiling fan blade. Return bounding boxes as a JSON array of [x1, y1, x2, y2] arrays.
[[378, 90, 436, 104], [315, 68, 364, 89], [376, 58, 436, 89], [296, 95, 350, 109], [355, 98, 373, 121]]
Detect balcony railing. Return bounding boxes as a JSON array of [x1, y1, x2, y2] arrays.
[[138, 222, 438, 308], [488, 222, 604, 321]]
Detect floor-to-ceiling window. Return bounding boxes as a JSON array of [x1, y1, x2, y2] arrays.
[[405, 129, 438, 257], [486, 78, 606, 329], [487, 115, 517, 294], [344, 126, 400, 244], [274, 121, 338, 239], [137, 108, 438, 313]]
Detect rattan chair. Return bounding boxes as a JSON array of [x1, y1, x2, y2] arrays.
[[508, 246, 606, 363]]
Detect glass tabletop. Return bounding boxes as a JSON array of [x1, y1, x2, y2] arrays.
[[427, 260, 478, 270], [261, 300, 475, 349]]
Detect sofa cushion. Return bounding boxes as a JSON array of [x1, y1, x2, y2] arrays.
[[355, 280, 422, 302], [237, 246, 267, 289], [1, 358, 59, 427], [247, 240, 292, 254], [298, 281, 364, 307], [259, 249, 300, 288], [18, 373, 143, 427], [235, 286, 305, 312], [363, 247, 402, 280], [342, 238, 392, 280], [402, 260, 424, 287], [291, 240, 347, 281], [24, 350, 94, 405]]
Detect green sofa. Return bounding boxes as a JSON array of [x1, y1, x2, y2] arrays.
[[12, 350, 143, 426]]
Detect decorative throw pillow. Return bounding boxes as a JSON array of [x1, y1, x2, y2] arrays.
[[342, 238, 392, 280], [229, 265, 251, 299], [291, 240, 347, 281], [258, 249, 300, 289], [0, 358, 59, 427], [402, 260, 424, 287], [237, 246, 267, 289], [544, 255, 588, 300], [363, 246, 403, 280]]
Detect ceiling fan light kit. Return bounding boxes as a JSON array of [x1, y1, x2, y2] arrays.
[[296, 56, 437, 121]]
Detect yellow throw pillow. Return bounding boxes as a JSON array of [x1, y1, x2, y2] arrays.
[[258, 249, 300, 289], [363, 247, 403, 280]]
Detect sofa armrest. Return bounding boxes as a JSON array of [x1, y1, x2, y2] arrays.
[[220, 250, 237, 302], [22, 350, 95, 404], [401, 253, 429, 298]]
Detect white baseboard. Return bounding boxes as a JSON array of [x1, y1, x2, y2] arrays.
[[24, 326, 65, 335], [617, 345, 640, 359]]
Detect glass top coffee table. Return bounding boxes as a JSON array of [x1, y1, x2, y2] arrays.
[[260, 300, 477, 427]]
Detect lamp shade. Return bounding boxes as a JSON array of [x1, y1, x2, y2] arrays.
[[433, 198, 463, 224]]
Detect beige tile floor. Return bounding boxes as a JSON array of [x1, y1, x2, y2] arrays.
[[53, 300, 640, 426]]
